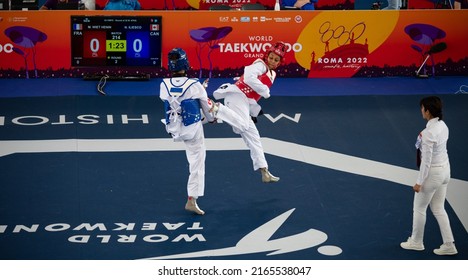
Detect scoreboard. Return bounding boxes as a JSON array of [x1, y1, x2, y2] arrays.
[[71, 15, 162, 68]]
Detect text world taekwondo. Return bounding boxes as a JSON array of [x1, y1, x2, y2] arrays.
[[0, 222, 206, 244]]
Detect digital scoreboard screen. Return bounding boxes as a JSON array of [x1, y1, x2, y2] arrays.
[[71, 15, 162, 68]]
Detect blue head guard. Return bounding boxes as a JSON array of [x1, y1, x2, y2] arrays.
[[168, 48, 190, 72]]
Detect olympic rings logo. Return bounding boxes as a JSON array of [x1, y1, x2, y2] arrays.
[[0, 43, 14, 53], [319, 21, 366, 46]]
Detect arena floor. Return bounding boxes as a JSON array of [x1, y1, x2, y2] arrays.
[[0, 76, 467, 260]]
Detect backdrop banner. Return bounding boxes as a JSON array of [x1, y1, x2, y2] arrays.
[[0, 10, 466, 78], [92, 0, 353, 10]]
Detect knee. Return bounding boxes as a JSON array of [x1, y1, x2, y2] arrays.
[[413, 207, 427, 216], [239, 121, 250, 132], [430, 204, 447, 217], [233, 120, 250, 134]]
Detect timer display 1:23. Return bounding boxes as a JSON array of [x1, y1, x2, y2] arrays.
[[106, 40, 127, 52]]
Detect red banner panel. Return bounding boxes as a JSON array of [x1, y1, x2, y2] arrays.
[[0, 10, 467, 78]]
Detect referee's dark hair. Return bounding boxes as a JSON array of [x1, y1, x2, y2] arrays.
[[420, 96, 443, 120]]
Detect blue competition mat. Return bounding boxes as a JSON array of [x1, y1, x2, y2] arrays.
[[0, 94, 467, 260]]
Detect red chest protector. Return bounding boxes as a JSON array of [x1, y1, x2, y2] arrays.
[[235, 60, 274, 101]]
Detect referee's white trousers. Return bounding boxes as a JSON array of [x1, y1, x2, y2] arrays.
[[184, 127, 206, 198], [411, 162, 455, 244], [216, 92, 268, 171]]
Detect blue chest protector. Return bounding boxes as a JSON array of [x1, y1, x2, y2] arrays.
[[164, 99, 201, 126], [163, 78, 202, 126]]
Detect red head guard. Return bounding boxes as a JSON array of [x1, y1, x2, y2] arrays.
[[264, 41, 287, 64]]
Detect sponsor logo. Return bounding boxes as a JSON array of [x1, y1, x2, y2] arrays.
[[9, 17, 28, 22], [260, 16, 272, 22], [294, 15, 303, 23], [273, 17, 292, 23], [240, 16, 250, 23]]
